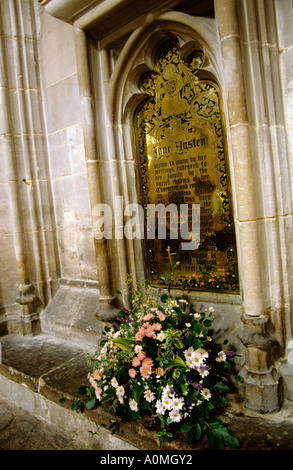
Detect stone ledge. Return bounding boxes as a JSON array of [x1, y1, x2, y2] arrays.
[[0, 333, 293, 450]]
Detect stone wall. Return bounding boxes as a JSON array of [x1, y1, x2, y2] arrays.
[[0, 0, 292, 412]]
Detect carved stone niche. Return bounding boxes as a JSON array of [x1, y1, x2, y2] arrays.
[[41, 0, 286, 414]]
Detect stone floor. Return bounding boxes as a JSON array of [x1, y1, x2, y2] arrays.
[[0, 333, 293, 452], [0, 397, 90, 450]]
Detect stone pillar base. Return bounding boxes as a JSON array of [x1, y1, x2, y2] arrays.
[[15, 284, 41, 336], [95, 296, 118, 323], [238, 366, 282, 412], [238, 313, 282, 412]]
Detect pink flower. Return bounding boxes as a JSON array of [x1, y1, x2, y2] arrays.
[[95, 387, 102, 400], [89, 376, 96, 388], [153, 323, 162, 331], [140, 364, 152, 378], [142, 357, 154, 368], [132, 356, 141, 367], [143, 313, 154, 321], [137, 351, 146, 361], [135, 332, 144, 341], [145, 326, 156, 338], [155, 367, 164, 377], [158, 312, 166, 321], [93, 369, 102, 381], [128, 368, 137, 378], [135, 327, 145, 341]]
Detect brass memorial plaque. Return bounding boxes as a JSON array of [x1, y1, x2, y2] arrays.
[[134, 41, 239, 293]]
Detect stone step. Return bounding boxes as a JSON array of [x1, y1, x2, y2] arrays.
[[0, 333, 293, 451]]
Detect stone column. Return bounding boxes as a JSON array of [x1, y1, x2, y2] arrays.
[[0, 1, 39, 335], [215, 0, 283, 412], [73, 26, 117, 322]]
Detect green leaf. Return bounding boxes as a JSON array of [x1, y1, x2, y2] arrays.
[[206, 427, 215, 446], [217, 396, 228, 407], [77, 386, 87, 395], [180, 423, 193, 434], [209, 420, 239, 448], [193, 338, 203, 349], [199, 418, 207, 431], [127, 293, 133, 303], [193, 423, 202, 441], [214, 436, 225, 450], [164, 356, 187, 371], [116, 289, 121, 294], [111, 337, 136, 353], [141, 400, 150, 410], [134, 382, 144, 403], [215, 381, 230, 394], [173, 336, 185, 349], [161, 293, 169, 303], [85, 397, 96, 409], [180, 381, 188, 394], [72, 399, 82, 411], [192, 321, 201, 334], [59, 398, 66, 405], [185, 430, 194, 445]]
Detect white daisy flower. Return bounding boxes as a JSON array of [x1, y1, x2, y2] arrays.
[[144, 389, 155, 403], [201, 388, 212, 400], [162, 395, 173, 410], [172, 397, 184, 410], [129, 399, 138, 411], [184, 346, 196, 361], [111, 377, 118, 388], [155, 400, 165, 415], [116, 385, 125, 397], [169, 409, 182, 423]]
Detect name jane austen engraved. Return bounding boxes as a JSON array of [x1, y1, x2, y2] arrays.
[[153, 136, 207, 156]]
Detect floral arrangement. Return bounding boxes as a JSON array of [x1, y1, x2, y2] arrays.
[[73, 251, 240, 449]]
